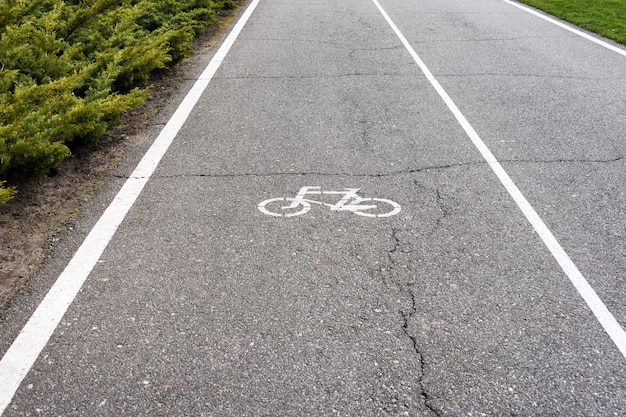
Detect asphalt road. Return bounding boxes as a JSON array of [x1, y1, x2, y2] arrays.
[[1, 0, 625, 415]]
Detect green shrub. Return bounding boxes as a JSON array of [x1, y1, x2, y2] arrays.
[[0, 0, 236, 203], [0, 181, 16, 205]]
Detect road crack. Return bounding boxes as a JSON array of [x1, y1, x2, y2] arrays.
[[438, 72, 624, 81], [212, 72, 403, 80], [400, 290, 438, 416], [379, 227, 440, 416], [110, 156, 625, 180], [110, 161, 483, 180]]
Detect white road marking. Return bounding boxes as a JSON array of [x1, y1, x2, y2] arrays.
[[0, 0, 261, 413], [258, 187, 401, 218], [502, 0, 626, 58], [371, 0, 626, 359]]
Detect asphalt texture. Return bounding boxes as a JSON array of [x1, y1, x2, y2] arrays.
[[1, 0, 626, 415]]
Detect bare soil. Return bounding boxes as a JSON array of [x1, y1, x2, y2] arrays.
[[0, 10, 239, 308]]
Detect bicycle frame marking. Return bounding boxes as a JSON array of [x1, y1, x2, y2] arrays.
[[284, 187, 376, 212], [258, 186, 401, 218]]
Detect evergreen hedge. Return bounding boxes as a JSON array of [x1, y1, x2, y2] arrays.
[[0, 0, 236, 203]]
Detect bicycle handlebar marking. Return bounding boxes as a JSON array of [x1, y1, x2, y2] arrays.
[[258, 186, 401, 218]]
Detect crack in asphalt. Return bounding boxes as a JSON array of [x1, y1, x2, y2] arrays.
[[348, 46, 404, 58], [110, 161, 479, 180], [110, 156, 624, 180], [211, 72, 405, 80], [420, 35, 565, 44], [109, 163, 478, 180], [434, 189, 453, 232], [509, 156, 625, 164], [239, 37, 346, 46], [438, 72, 625, 81], [379, 228, 440, 416], [400, 290, 438, 417]]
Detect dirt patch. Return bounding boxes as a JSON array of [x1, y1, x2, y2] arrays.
[[0, 9, 240, 309]]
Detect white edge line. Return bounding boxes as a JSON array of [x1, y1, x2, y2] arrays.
[[502, 0, 626, 58], [0, 0, 261, 413], [371, 0, 626, 360]]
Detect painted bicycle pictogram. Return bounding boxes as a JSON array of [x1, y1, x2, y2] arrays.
[[258, 186, 401, 218]]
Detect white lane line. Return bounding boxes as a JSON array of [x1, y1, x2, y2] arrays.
[[502, 0, 626, 58], [371, 0, 626, 360], [0, 0, 261, 413]]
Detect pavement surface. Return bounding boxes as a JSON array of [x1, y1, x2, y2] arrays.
[[1, 0, 625, 415]]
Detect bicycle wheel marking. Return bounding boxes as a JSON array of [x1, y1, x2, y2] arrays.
[[258, 187, 401, 218], [258, 197, 311, 217]]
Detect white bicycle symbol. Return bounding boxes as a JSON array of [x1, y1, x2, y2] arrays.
[[258, 186, 401, 218]]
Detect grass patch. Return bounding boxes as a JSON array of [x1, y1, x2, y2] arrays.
[[519, 0, 626, 45]]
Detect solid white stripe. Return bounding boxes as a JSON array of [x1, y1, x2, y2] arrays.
[[0, 0, 262, 414], [501, 0, 626, 58], [371, 0, 626, 359]]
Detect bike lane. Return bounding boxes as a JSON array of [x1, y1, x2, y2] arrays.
[[1, 0, 625, 415], [373, 0, 626, 413]]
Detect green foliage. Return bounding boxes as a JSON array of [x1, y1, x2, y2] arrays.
[[520, 0, 626, 45], [0, 181, 16, 205], [0, 0, 236, 203]]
